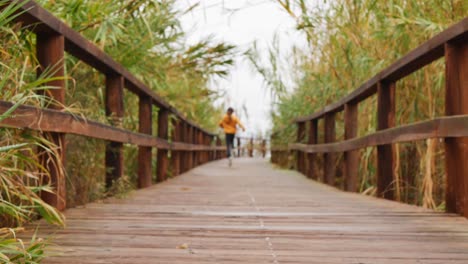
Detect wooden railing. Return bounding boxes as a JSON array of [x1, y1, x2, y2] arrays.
[[271, 18, 468, 217], [235, 137, 268, 158], [0, 1, 226, 210]]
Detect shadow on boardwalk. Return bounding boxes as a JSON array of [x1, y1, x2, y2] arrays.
[[33, 158, 468, 263]]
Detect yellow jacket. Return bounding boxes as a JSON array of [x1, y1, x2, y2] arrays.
[[219, 114, 245, 134]]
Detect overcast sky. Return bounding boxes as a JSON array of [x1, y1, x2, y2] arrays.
[[177, 0, 307, 138]]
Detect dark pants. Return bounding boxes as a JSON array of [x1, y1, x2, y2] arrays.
[[225, 133, 235, 158]]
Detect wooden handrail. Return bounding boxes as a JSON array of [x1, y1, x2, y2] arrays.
[[272, 17, 468, 218], [289, 115, 468, 153]]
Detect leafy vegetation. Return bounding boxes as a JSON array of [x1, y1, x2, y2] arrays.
[[253, 0, 466, 208]]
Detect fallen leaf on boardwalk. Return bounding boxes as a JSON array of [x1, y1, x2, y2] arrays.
[[177, 243, 189, 249], [180, 187, 191, 191]]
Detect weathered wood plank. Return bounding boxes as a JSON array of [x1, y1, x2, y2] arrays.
[[25, 159, 468, 264]]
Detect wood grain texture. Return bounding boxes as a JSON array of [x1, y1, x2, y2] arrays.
[[138, 96, 153, 188], [377, 81, 396, 200], [344, 103, 359, 192], [444, 42, 468, 216], [36, 32, 66, 210], [25, 159, 468, 264]]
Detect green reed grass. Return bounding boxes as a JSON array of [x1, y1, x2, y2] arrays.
[[254, 0, 466, 208]]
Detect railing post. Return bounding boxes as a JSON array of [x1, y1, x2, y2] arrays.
[[444, 41, 468, 216], [237, 137, 241, 157], [261, 139, 266, 158], [194, 129, 200, 166], [249, 137, 254, 157], [324, 114, 336, 185], [188, 125, 194, 170], [209, 135, 214, 161], [171, 118, 181, 177], [344, 103, 359, 192], [377, 81, 396, 200], [199, 131, 204, 164], [200, 132, 205, 164], [216, 137, 222, 160], [138, 96, 152, 188], [206, 134, 211, 163], [297, 122, 306, 175], [156, 108, 169, 182], [307, 119, 318, 180], [105, 75, 124, 190], [181, 122, 188, 173], [37, 32, 66, 210]]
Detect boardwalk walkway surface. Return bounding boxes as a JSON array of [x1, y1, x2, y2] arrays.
[[35, 158, 468, 264]]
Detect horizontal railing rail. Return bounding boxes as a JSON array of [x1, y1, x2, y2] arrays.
[[271, 17, 468, 218], [0, 0, 227, 210]]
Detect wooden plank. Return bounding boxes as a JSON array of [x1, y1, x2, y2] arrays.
[[25, 159, 468, 263], [36, 32, 66, 211], [344, 103, 359, 192], [444, 42, 468, 217], [377, 81, 396, 200], [324, 114, 336, 185], [289, 116, 468, 153], [157, 108, 169, 182], [138, 96, 153, 188], [294, 18, 468, 123], [307, 119, 318, 180]]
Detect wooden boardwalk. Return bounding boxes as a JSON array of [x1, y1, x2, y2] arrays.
[[34, 158, 468, 264]]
